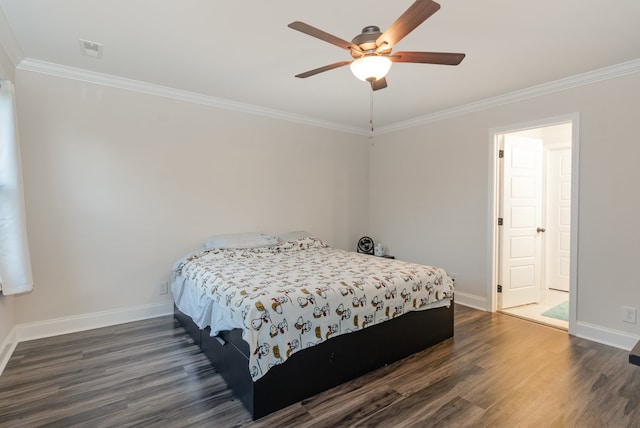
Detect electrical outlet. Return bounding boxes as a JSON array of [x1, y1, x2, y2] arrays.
[[158, 282, 168, 295], [623, 306, 637, 324]]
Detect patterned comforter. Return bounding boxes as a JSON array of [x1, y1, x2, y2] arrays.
[[173, 237, 454, 381]]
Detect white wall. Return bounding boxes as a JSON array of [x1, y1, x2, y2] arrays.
[[13, 69, 370, 325], [370, 72, 640, 343], [6, 54, 640, 353], [0, 45, 13, 81], [0, 294, 15, 370]]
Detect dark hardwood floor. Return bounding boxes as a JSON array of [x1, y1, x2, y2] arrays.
[[1, 304, 639, 427]]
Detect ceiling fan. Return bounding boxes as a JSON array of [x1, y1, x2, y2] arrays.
[[288, 0, 465, 91]]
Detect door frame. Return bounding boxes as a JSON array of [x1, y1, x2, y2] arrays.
[[488, 113, 580, 335]]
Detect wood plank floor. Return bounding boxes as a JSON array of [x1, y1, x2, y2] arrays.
[[2, 304, 639, 427]]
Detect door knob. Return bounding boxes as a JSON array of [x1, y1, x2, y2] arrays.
[[537, 227, 546, 233]]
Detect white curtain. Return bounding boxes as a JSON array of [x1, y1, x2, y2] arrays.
[[0, 80, 33, 295]]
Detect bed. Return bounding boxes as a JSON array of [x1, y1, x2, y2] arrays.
[[171, 233, 454, 420]]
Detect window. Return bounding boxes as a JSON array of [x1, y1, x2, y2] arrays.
[[0, 80, 33, 294]]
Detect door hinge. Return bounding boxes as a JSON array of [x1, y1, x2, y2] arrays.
[[498, 217, 503, 226], [497, 284, 503, 293], [498, 149, 504, 158]]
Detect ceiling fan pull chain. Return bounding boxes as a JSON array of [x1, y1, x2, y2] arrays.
[[370, 86, 374, 133]]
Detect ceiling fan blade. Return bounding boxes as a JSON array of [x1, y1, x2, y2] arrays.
[[391, 51, 465, 65], [376, 0, 441, 50], [288, 21, 363, 53], [371, 77, 388, 91], [295, 60, 353, 78]]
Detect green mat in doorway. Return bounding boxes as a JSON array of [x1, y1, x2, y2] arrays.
[[541, 301, 569, 321]]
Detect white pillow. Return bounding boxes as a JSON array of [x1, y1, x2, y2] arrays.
[[203, 232, 278, 249], [277, 230, 314, 242]]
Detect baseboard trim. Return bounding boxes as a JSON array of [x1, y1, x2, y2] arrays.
[[453, 292, 640, 352], [454, 291, 489, 311], [15, 301, 173, 343], [574, 321, 640, 351], [0, 327, 18, 376], [4, 300, 638, 375]]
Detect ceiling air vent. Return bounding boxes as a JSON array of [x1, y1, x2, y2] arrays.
[[79, 39, 103, 59]]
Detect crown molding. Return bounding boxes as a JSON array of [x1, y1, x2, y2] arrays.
[[16, 58, 369, 136], [374, 58, 640, 135], [16, 57, 640, 137]]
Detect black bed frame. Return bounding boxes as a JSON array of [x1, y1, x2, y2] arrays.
[[174, 302, 453, 420]]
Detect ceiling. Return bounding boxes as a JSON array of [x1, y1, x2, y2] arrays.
[[1, 0, 639, 133]]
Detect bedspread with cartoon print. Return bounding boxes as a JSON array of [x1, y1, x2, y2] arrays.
[[173, 237, 454, 381]]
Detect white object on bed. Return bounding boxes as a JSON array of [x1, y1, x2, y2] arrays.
[[203, 232, 278, 249]]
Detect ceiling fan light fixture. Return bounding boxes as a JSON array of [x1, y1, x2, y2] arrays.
[[350, 55, 392, 82]]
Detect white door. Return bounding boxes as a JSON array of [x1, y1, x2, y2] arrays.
[[500, 135, 544, 308], [545, 144, 571, 292]]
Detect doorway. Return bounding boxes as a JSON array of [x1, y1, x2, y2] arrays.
[[489, 116, 579, 333]]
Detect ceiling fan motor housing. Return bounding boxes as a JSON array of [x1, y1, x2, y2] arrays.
[[350, 26, 385, 57]]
